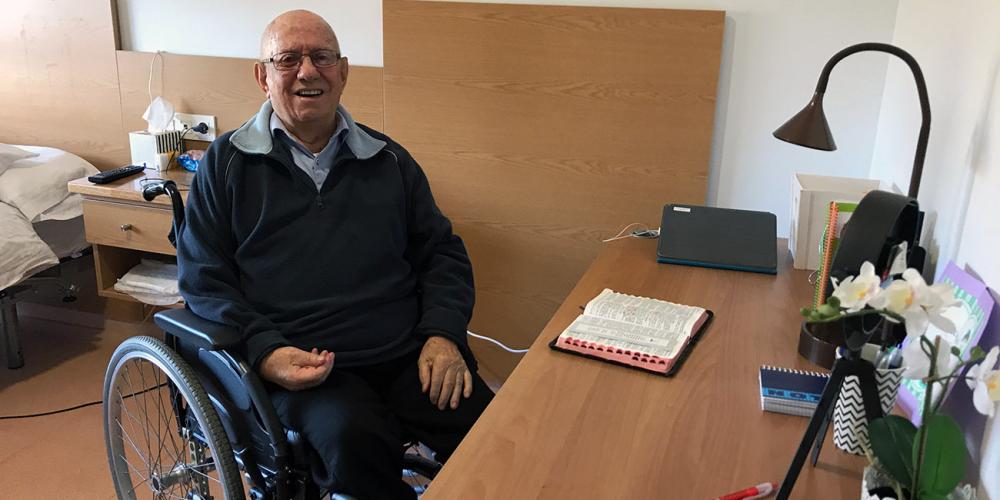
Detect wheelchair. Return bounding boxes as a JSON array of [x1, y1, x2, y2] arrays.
[[101, 180, 441, 499]]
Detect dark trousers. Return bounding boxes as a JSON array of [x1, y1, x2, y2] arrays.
[[270, 349, 494, 500]]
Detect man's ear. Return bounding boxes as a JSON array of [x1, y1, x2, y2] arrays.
[[339, 57, 349, 85], [253, 63, 269, 95]]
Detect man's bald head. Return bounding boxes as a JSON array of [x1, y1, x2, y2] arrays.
[[260, 10, 340, 59]]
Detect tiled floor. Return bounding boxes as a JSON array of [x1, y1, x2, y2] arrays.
[[0, 308, 161, 499]]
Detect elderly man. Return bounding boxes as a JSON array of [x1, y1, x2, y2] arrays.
[[177, 10, 493, 499]]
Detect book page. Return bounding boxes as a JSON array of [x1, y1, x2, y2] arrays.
[[583, 289, 705, 336], [560, 315, 682, 358]]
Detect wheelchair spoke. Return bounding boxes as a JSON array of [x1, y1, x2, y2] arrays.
[[121, 470, 153, 497], [148, 363, 184, 479], [124, 367, 183, 474], [116, 419, 154, 471], [117, 395, 182, 472], [126, 370, 222, 496], [123, 360, 156, 471], [138, 359, 168, 477], [184, 460, 223, 485], [153, 365, 165, 477], [105, 338, 244, 500], [116, 361, 192, 495], [116, 393, 149, 457], [120, 453, 151, 484], [150, 368, 185, 476]]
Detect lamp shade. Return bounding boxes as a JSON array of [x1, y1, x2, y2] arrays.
[[773, 92, 836, 151]]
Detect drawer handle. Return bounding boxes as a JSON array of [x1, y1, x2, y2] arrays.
[[120, 223, 133, 232]]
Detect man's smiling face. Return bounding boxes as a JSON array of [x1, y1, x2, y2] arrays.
[[255, 11, 349, 134]]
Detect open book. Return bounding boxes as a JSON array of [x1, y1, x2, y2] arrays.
[[549, 289, 712, 375]]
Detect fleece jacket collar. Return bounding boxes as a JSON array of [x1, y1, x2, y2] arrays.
[[229, 100, 385, 160]]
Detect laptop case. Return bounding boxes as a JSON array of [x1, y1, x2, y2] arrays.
[[656, 204, 778, 274]]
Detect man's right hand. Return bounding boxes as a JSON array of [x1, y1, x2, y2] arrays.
[[259, 346, 335, 391]]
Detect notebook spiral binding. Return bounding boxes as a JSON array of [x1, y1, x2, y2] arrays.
[[761, 365, 828, 378]]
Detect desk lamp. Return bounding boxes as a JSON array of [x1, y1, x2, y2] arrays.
[[771, 42, 932, 500], [773, 42, 930, 199]]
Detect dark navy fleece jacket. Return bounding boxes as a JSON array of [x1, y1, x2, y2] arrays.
[[177, 101, 475, 371]]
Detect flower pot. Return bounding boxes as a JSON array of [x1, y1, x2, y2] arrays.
[[799, 317, 905, 369], [861, 465, 902, 500], [833, 363, 905, 455], [860, 465, 978, 500]]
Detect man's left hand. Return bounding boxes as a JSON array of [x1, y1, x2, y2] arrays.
[[418, 336, 473, 410]]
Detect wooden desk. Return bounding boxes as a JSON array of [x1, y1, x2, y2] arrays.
[[425, 237, 866, 499], [67, 169, 193, 304]]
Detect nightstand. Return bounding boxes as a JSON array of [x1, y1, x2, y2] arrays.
[[68, 169, 194, 306]]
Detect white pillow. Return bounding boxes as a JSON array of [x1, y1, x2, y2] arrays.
[[0, 146, 99, 221], [0, 201, 59, 291], [0, 144, 39, 176]]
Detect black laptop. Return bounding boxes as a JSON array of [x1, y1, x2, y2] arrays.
[[656, 204, 778, 274]]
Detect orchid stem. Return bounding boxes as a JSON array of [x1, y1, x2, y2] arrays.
[[911, 337, 940, 498], [809, 309, 906, 324]]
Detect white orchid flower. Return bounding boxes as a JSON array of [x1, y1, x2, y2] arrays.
[[902, 332, 958, 380], [987, 372, 1000, 401], [966, 346, 1000, 417], [868, 268, 959, 337], [831, 262, 882, 312]]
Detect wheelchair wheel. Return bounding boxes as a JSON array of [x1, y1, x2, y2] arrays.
[[103, 336, 244, 499], [402, 444, 441, 495]]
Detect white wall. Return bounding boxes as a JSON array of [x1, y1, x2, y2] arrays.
[[116, 0, 899, 237], [116, 1, 384, 65], [870, 1, 1000, 496]]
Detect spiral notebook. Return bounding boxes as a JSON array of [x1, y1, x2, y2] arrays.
[[759, 365, 830, 417], [549, 289, 713, 376]]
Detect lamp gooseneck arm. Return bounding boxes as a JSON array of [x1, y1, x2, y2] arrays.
[[814, 43, 931, 199]]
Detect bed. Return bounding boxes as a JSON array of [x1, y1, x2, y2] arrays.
[[0, 144, 98, 368]]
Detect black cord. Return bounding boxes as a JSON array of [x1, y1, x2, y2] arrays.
[[179, 126, 193, 153], [0, 400, 101, 420], [0, 382, 168, 420]]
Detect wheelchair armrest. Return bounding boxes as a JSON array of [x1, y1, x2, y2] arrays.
[[154, 308, 241, 351]]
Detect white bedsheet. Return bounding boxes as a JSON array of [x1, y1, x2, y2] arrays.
[[0, 202, 59, 291], [0, 145, 98, 221]]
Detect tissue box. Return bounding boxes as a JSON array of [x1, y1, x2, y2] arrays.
[[789, 173, 882, 270], [129, 130, 184, 171]]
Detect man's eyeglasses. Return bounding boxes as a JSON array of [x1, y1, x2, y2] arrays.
[[261, 50, 342, 71]]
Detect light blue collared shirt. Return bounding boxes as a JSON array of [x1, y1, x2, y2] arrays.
[[270, 111, 349, 192]]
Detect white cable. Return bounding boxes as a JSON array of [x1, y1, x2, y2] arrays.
[[468, 221, 661, 356], [603, 222, 660, 243], [603, 222, 644, 242], [467, 331, 529, 353], [147, 51, 164, 105]]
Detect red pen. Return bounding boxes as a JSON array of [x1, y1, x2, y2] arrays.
[[713, 482, 777, 500]]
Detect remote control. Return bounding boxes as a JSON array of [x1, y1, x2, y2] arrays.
[[87, 164, 147, 184]]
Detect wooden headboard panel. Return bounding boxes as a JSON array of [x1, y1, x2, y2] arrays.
[[115, 51, 385, 165], [0, 0, 126, 169], [384, 0, 725, 378]]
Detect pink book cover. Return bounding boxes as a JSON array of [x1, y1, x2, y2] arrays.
[[550, 309, 712, 376]]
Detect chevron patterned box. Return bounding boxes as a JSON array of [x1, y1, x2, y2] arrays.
[[832, 367, 905, 455]]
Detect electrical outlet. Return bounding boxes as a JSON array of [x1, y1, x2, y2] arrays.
[[172, 112, 218, 142]]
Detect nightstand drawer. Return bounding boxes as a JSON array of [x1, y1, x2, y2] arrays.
[[83, 199, 176, 255]]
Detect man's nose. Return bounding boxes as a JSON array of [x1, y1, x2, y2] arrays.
[[297, 55, 320, 80]]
